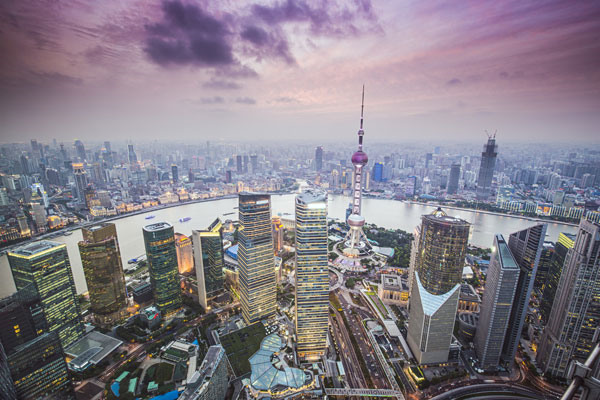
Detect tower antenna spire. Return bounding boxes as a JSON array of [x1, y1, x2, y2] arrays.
[[360, 84, 365, 130]]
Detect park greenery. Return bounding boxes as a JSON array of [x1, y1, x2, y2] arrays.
[[364, 224, 413, 268]]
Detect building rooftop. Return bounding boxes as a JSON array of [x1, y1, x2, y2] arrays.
[[423, 207, 470, 226], [143, 221, 173, 232], [65, 331, 123, 371], [496, 234, 519, 270], [296, 191, 327, 205], [9, 240, 64, 257], [179, 345, 225, 400], [414, 272, 460, 316]]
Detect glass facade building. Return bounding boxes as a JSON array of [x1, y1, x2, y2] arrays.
[[502, 223, 547, 364], [193, 219, 225, 310], [294, 192, 329, 360], [238, 193, 276, 324], [8, 241, 84, 349], [175, 233, 194, 275], [537, 220, 600, 379], [475, 234, 520, 371], [476, 136, 498, 200], [0, 343, 16, 400], [539, 233, 575, 324], [79, 223, 128, 327], [143, 222, 182, 318], [179, 345, 229, 400]]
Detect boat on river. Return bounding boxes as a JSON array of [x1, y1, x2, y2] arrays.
[[179, 217, 191, 222]]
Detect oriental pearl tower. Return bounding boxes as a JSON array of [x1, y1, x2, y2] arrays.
[[343, 86, 370, 257]]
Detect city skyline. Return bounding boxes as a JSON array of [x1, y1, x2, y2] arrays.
[[1, 1, 599, 143]]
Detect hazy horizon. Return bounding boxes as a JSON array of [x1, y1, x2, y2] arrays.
[[1, 1, 599, 143]]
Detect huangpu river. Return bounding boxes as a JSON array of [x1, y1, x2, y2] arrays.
[[0, 194, 578, 297]]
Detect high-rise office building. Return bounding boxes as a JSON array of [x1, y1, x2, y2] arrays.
[[175, 233, 194, 275], [179, 345, 229, 400], [537, 220, 600, 379], [539, 233, 575, 324], [315, 146, 323, 172], [407, 272, 460, 365], [78, 223, 128, 327], [502, 223, 547, 364], [143, 222, 182, 318], [373, 162, 384, 182], [271, 217, 284, 254], [476, 135, 498, 199], [192, 219, 225, 310], [74, 139, 86, 161], [295, 192, 329, 360], [407, 208, 470, 364], [533, 242, 555, 295], [73, 162, 87, 204], [236, 155, 243, 174], [0, 343, 16, 400], [475, 234, 520, 371], [238, 193, 276, 324], [250, 154, 258, 173], [447, 163, 461, 195], [171, 164, 179, 183], [127, 144, 137, 164], [8, 241, 84, 349]]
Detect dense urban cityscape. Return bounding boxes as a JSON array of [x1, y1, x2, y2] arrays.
[[1, 1, 600, 400]]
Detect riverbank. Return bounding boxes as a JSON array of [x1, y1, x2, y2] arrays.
[[404, 200, 579, 228]]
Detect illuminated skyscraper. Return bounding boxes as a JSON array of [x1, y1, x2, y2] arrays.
[[238, 193, 276, 324], [502, 223, 547, 364], [73, 162, 87, 204], [295, 192, 329, 360], [537, 220, 600, 379], [476, 134, 498, 200], [175, 233, 194, 274], [143, 222, 182, 318], [78, 223, 128, 327], [8, 241, 84, 349], [271, 217, 284, 254], [539, 233, 575, 324], [475, 234, 520, 371], [407, 208, 470, 364], [171, 164, 179, 183], [192, 219, 225, 310], [344, 87, 369, 257]]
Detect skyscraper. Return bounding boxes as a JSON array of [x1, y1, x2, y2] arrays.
[[537, 220, 600, 379], [344, 87, 369, 257], [539, 233, 575, 324], [407, 208, 470, 364], [179, 345, 229, 400], [74, 139, 86, 162], [475, 234, 520, 371], [78, 223, 128, 327], [238, 193, 276, 324], [271, 217, 284, 254], [295, 192, 329, 360], [175, 233, 194, 275], [127, 144, 137, 164], [8, 241, 84, 349], [502, 223, 547, 364], [476, 134, 498, 200], [73, 162, 87, 204], [171, 164, 179, 183], [236, 155, 243, 174], [315, 146, 323, 172], [143, 222, 182, 318], [0, 343, 16, 400], [447, 163, 461, 195], [192, 219, 225, 310]]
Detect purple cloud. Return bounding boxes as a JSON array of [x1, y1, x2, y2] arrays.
[[235, 96, 256, 104], [447, 78, 461, 86], [145, 0, 234, 66], [202, 78, 242, 90]]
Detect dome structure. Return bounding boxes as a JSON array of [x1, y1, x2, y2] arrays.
[[352, 150, 368, 165]]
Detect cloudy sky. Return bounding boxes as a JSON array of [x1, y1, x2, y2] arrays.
[[0, 0, 599, 144]]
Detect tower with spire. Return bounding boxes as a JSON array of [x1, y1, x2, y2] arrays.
[[343, 86, 370, 257]]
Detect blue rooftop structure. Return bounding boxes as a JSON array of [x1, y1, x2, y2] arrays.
[[226, 244, 238, 260]]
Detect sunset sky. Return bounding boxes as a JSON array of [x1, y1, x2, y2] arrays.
[[0, 0, 599, 143]]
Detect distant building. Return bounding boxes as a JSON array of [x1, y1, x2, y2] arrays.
[[446, 163, 461, 195], [238, 193, 276, 324], [295, 192, 329, 360], [8, 241, 84, 348], [172, 165, 179, 183], [476, 135, 498, 200], [73, 162, 87, 204], [75, 139, 86, 161], [537, 220, 600, 379], [271, 217, 284, 254], [143, 222, 182, 318], [127, 144, 137, 164], [179, 345, 229, 400], [315, 146, 323, 172], [78, 223, 128, 327], [475, 234, 520, 371], [192, 219, 226, 310], [373, 162, 385, 182], [175, 233, 194, 275]]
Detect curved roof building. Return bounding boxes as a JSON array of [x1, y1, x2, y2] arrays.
[[248, 334, 311, 395]]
